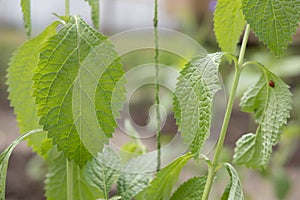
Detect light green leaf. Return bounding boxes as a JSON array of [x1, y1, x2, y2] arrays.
[[136, 153, 193, 200], [0, 129, 42, 200], [170, 176, 207, 200], [221, 163, 244, 200], [241, 0, 300, 57], [234, 66, 292, 168], [33, 16, 125, 166], [117, 153, 156, 200], [85, 147, 121, 199], [45, 151, 103, 200], [20, 0, 31, 38], [214, 0, 246, 53], [174, 53, 223, 158], [6, 22, 60, 156], [84, 0, 100, 29]]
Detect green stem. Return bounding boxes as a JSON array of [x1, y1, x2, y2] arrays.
[[153, 0, 161, 172], [65, 0, 70, 17], [66, 160, 73, 200], [201, 24, 251, 200]]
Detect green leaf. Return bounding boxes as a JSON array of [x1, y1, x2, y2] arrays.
[[84, 0, 100, 29], [137, 153, 193, 200], [214, 0, 246, 53], [33, 16, 125, 166], [117, 153, 156, 200], [0, 129, 42, 200], [20, 0, 31, 38], [6, 22, 60, 156], [85, 147, 121, 199], [221, 163, 244, 200], [170, 176, 207, 200], [234, 66, 292, 168], [174, 53, 223, 158], [241, 0, 300, 57], [45, 151, 103, 200]]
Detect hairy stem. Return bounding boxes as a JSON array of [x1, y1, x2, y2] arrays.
[[65, 0, 70, 17], [201, 24, 251, 200], [66, 160, 73, 200], [153, 0, 161, 172]]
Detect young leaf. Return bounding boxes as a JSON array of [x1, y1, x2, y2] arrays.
[[173, 53, 223, 158], [221, 163, 244, 200], [233, 66, 292, 168], [214, 0, 246, 53], [84, 0, 100, 29], [45, 151, 103, 200], [33, 16, 125, 166], [170, 176, 207, 200], [6, 21, 60, 156], [136, 153, 193, 200], [85, 147, 122, 199], [20, 0, 31, 38], [117, 153, 156, 200], [241, 0, 300, 57], [0, 129, 42, 200]]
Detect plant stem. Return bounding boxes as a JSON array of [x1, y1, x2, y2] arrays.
[[65, 0, 70, 17], [201, 24, 251, 200], [66, 160, 73, 200], [153, 0, 161, 172]]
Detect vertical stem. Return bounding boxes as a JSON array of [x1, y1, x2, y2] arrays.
[[153, 0, 161, 172], [66, 160, 73, 200], [65, 0, 70, 17], [201, 24, 251, 200]]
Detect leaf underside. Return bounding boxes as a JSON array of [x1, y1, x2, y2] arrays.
[[20, 0, 31, 38], [242, 0, 300, 57], [6, 21, 60, 156], [233, 67, 292, 169], [221, 163, 244, 200], [45, 150, 103, 200], [33, 16, 125, 167], [173, 53, 223, 159], [85, 147, 121, 199], [170, 176, 207, 200], [136, 153, 193, 200], [214, 0, 246, 53]]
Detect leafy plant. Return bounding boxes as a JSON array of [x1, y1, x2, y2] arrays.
[[0, 0, 298, 199]]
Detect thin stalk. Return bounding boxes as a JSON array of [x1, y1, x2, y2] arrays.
[[65, 0, 70, 17], [201, 24, 251, 200], [153, 0, 161, 172], [66, 160, 74, 200]]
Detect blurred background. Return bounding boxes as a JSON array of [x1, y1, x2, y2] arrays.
[[1, 0, 300, 199]]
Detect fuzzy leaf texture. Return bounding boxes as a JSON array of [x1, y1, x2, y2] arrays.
[[214, 0, 246, 53], [33, 16, 125, 166], [0, 129, 42, 200], [84, 0, 100, 29], [45, 151, 103, 200], [233, 67, 292, 169], [241, 0, 300, 57], [174, 53, 223, 158], [20, 0, 31, 38], [170, 176, 207, 200], [136, 153, 193, 200], [6, 22, 60, 155], [117, 153, 157, 200], [85, 147, 121, 199], [221, 163, 244, 200]]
